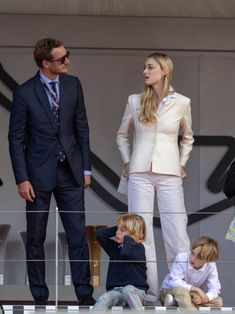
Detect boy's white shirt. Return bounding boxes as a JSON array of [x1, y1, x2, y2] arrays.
[[160, 252, 221, 301]]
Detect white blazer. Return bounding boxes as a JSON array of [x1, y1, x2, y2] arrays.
[[116, 93, 194, 177]]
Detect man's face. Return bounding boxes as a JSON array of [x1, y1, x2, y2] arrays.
[[44, 46, 70, 76]]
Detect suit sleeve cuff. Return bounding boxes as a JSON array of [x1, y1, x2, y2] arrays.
[[84, 170, 91, 176]]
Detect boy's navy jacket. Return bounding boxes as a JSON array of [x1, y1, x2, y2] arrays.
[[96, 226, 149, 292]]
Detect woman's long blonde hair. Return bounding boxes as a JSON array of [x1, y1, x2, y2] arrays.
[[139, 52, 174, 124]]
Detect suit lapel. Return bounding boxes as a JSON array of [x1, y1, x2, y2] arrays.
[[58, 75, 67, 131], [34, 74, 58, 131]]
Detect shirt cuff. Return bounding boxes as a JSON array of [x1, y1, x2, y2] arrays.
[[206, 292, 217, 301], [84, 170, 91, 176]]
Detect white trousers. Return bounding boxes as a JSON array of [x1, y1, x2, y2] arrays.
[[128, 172, 190, 301]]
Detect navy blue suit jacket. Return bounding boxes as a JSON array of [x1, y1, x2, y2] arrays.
[[8, 72, 91, 190]]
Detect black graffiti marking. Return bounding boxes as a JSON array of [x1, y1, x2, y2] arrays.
[[0, 92, 12, 111], [193, 136, 235, 193], [1, 63, 234, 226], [0, 63, 18, 89], [0, 63, 18, 111]]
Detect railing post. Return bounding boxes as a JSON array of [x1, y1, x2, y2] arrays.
[[55, 207, 59, 310]]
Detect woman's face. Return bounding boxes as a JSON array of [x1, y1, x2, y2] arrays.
[[143, 57, 165, 87]]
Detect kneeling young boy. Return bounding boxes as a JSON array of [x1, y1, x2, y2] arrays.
[[160, 236, 223, 309]]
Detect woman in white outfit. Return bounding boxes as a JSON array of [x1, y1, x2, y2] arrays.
[[116, 52, 194, 302]]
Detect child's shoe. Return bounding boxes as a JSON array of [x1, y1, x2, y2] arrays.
[[164, 294, 176, 306]]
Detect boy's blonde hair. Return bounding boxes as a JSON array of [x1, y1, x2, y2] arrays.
[[116, 213, 146, 242], [191, 236, 219, 262]]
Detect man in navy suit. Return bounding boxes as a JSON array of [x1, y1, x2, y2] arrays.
[[8, 38, 95, 305]]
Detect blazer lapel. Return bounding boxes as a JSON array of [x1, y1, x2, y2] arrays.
[[34, 74, 59, 131]]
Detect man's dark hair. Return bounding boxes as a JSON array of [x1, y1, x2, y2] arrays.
[[34, 38, 63, 68]]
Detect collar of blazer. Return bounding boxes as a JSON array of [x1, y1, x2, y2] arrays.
[[157, 92, 177, 116]]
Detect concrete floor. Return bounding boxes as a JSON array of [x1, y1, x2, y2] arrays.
[[0, 285, 234, 313]]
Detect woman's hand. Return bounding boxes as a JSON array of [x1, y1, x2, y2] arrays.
[[181, 166, 187, 179], [123, 162, 130, 179]]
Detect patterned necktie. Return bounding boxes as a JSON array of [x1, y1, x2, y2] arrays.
[[49, 82, 59, 102], [49, 82, 59, 125], [49, 82, 66, 162]]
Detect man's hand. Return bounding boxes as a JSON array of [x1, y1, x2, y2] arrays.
[[18, 180, 35, 202], [84, 175, 91, 188]]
